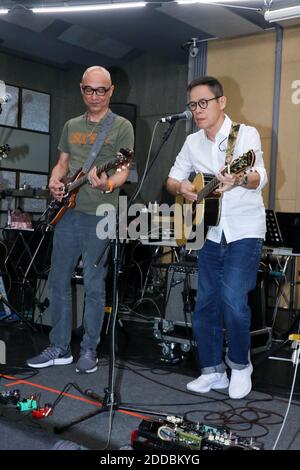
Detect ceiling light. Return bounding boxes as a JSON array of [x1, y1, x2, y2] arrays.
[[176, 0, 260, 11], [0, 9, 9, 14], [176, 1, 243, 4], [32, 2, 147, 14], [264, 5, 300, 23]]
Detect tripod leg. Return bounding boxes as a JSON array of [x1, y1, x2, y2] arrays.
[[0, 293, 36, 331], [54, 407, 106, 434]]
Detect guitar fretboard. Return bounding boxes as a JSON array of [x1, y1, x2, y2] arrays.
[[197, 176, 220, 202], [196, 150, 255, 202], [67, 157, 120, 192]]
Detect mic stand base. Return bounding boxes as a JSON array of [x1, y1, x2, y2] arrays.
[[54, 388, 169, 435]]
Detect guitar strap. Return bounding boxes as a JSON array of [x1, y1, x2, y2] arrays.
[[82, 109, 116, 173], [225, 122, 240, 165]]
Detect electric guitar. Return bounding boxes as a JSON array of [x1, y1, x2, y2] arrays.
[[0, 144, 10, 160], [44, 148, 133, 226], [174, 150, 256, 247]]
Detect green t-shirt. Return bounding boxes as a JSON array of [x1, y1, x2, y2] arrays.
[[58, 112, 134, 215]]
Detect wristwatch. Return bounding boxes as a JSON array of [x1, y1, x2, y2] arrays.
[[241, 174, 248, 186]]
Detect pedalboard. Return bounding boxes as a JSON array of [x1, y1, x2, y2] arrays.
[[131, 416, 263, 451]]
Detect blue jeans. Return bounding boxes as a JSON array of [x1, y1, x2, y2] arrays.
[[48, 209, 109, 352], [192, 234, 263, 374]]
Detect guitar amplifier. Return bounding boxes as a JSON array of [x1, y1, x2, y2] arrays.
[[164, 262, 198, 326], [33, 278, 85, 329]]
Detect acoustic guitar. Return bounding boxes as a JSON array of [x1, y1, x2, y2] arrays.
[[174, 150, 256, 247]]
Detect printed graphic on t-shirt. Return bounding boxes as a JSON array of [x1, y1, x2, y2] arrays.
[[69, 132, 110, 145]]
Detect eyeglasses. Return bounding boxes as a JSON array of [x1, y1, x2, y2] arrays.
[[81, 85, 111, 96], [187, 96, 222, 111]]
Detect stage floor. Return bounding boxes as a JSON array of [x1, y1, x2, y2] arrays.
[[0, 315, 300, 451]]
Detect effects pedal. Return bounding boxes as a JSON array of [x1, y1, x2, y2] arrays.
[[0, 389, 21, 405], [16, 396, 38, 412], [32, 404, 53, 419]]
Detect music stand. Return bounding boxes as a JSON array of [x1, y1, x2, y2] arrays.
[[275, 212, 300, 326], [265, 209, 283, 247], [267, 212, 300, 363], [263, 211, 292, 328], [276, 212, 300, 254]]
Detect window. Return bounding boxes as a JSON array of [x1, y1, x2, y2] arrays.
[[0, 83, 51, 227]]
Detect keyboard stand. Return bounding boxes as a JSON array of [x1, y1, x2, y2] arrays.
[[2, 226, 53, 322]]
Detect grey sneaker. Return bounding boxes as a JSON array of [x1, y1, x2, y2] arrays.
[[26, 346, 73, 368], [75, 349, 98, 374]]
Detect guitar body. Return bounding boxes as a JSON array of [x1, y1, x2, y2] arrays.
[[47, 169, 84, 226], [174, 173, 221, 247], [203, 193, 222, 228]]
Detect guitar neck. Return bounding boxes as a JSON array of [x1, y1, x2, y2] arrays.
[[67, 159, 116, 192], [197, 163, 248, 201], [197, 175, 220, 201]]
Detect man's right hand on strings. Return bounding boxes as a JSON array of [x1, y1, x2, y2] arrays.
[[178, 180, 197, 202]]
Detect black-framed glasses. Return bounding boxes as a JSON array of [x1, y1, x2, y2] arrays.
[[81, 85, 111, 96], [187, 96, 222, 111]]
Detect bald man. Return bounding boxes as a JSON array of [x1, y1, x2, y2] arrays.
[[27, 66, 134, 373]]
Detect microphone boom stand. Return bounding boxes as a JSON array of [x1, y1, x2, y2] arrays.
[[54, 122, 181, 440], [54, 211, 169, 437], [142, 122, 176, 187]]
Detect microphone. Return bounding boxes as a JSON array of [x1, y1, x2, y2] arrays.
[[0, 93, 11, 104], [159, 109, 192, 123]]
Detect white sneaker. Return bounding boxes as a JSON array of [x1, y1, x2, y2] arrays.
[[229, 362, 253, 399], [187, 372, 229, 393]]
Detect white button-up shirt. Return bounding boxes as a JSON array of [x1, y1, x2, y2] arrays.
[[168, 115, 267, 243]]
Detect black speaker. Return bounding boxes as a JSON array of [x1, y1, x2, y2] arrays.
[[110, 103, 136, 133], [33, 277, 85, 329], [248, 270, 267, 331]]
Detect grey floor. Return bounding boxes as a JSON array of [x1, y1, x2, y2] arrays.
[[0, 319, 300, 451]]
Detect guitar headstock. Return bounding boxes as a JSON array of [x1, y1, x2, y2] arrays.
[[115, 148, 134, 171], [0, 144, 10, 160], [229, 150, 256, 174]]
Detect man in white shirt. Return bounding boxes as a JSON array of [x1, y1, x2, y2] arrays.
[[167, 76, 267, 399]]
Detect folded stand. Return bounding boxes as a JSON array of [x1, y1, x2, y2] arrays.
[[2, 226, 52, 325]]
